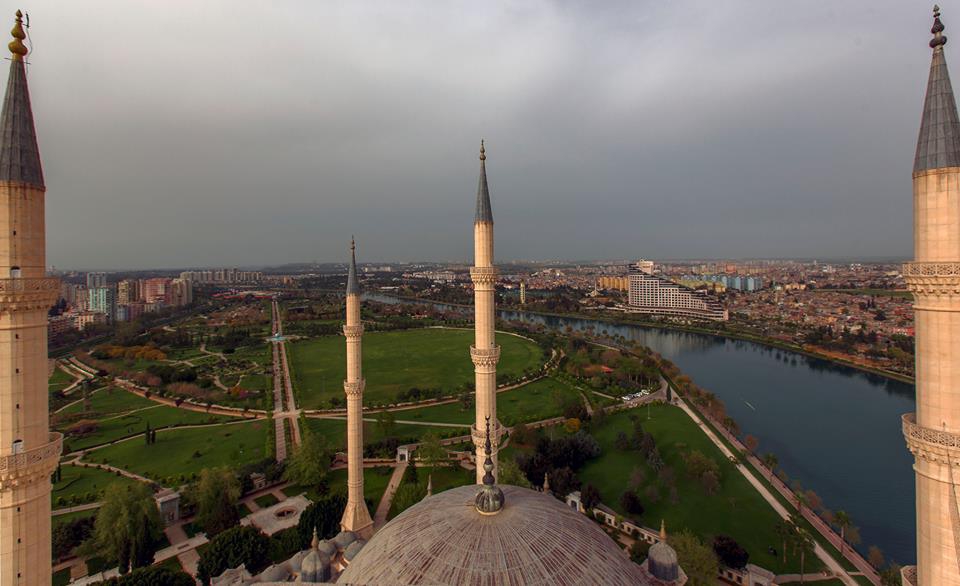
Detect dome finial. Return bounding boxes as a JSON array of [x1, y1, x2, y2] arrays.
[[474, 416, 504, 514], [311, 527, 320, 549], [479, 139, 486, 161], [8, 10, 27, 61], [932, 5, 948, 49], [660, 519, 667, 541]]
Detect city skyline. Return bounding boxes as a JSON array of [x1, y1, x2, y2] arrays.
[[23, 1, 930, 268]]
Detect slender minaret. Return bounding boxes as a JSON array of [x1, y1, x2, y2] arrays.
[[0, 11, 61, 585], [470, 141, 501, 483], [903, 7, 960, 585], [340, 238, 373, 539]]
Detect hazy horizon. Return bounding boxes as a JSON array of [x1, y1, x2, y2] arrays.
[[17, 1, 937, 268]]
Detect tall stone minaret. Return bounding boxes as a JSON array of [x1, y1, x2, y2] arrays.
[[340, 238, 373, 539], [0, 11, 61, 585], [903, 7, 960, 586], [471, 141, 501, 483]]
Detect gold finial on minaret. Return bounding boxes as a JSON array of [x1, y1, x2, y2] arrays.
[[479, 139, 486, 161], [932, 5, 948, 49], [9, 10, 27, 61], [659, 519, 667, 541]]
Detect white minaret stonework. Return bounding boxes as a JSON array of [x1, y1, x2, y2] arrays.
[[903, 7, 960, 586], [471, 141, 501, 484], [340, 238, 373, 539], [0, 12, 61, 586]]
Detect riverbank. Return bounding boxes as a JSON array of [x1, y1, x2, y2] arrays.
[[376, 294, 914, 385]]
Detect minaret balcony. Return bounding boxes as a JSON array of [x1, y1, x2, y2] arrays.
[[903, 261, 960, 298], [343, 380, 365, 396], [0, 432, 62, 490], [470, 345, 501, 367], [470, 267, 498, 285], [0, 276, 59, 312], [903, 413, 960, 465], [343, 324, 364, 337]]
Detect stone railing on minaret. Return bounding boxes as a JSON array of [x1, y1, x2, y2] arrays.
[[903, 7, 960, 585], [471, 140, 501, 484], [340, 238, 373, 539]]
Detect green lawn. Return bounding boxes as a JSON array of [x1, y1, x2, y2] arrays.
[[394, 376, 582, 426], [48, 367, 75, 393], [51, 508, 98, 528], [254, 493, 280, 508], [88, 421, 269, 485], [56, 390, 233, 452], [284, 466, 395, 505], [51, 464, 141, 508], [289, 328, 544, 409], [303, 418, 468, 451], [387, 464, 473, 519], [575, 406, 820, 575]]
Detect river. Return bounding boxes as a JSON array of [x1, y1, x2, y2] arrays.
[[368, 294, 917, 564]]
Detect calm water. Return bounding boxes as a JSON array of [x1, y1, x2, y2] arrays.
[[369, 295, 917, 563]]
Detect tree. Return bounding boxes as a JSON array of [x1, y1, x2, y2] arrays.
[[672, 530, 719, 586], [762, 453, 778, 478], [834, 510, 852, 558], [712, 535, 749, 569], [194, 468, 242, 536], [630, 540, 651, 565], [580, 484, 601, 510], [392, 480, 427, 515], [196, 526, 270, 585], [90, 483, 161, 574], [792, 528, 815, 583], [375, 410, 396, 438], [418, 432, 447, 467], [105, 566, 195, 586], [868, 545, 886, 570], [497, 457, 532, 488], [744, 434, 759, 454], [297, 493, 348, 545], [283, 429, 332, 488], [619, 491, 644, 516], [510, 422, 533, 446], [774, 519, 795, 563]]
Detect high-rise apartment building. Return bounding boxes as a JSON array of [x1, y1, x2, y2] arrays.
[[88, 287, 116, 320], [85, 272, 106, 289], [628, 263, 728, 321]]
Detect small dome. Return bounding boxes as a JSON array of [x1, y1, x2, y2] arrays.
[[337, 485, 651, 585], [332, 530, 357, 550], [647, 541, 680, 582], [301, 548, 330, 583], [344, 539, 366, 562], [317, 540, 337, 557]]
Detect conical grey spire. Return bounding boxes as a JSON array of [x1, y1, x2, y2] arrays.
[[346, 237, 360, 295], [0, 12, 43, 187], [915, 6, 960, 172], [475, 140, 493, 223]]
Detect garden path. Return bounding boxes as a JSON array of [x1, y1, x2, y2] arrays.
[[373, 462, 407, 529]]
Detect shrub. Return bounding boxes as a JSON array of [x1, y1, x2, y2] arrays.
[[713, 535, 749, 569], [620, 491, 644, 516], [196, 526, 270, 585]]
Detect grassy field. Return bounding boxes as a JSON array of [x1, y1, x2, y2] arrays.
[[51, 464, 141, 508], [51, 508, 98, 528], [575, 406, 819, 574], [48, 367, 75, 393], [393, 376, 583, 426], [387, 464, 473, 519], [55, 389, 232, 452], [284, 466, 395, 505], [88, 421, 269, 485], [289, 328, 544, 409], [303, 418, 468, 451]]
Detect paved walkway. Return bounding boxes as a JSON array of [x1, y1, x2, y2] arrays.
[[776, 572, 841, 583], [675, 397, 857, 586], [51, 501, 101, 516], [374, 462, 407, 529]]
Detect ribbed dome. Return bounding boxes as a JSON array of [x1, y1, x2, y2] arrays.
[[647, 541, 680, 582], [337, 485, 652, 585]]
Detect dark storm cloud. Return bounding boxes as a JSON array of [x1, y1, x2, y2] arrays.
[[17, 1, 931, 268]]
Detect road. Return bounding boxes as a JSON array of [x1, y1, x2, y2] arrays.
[[270, 298, 302, 461]]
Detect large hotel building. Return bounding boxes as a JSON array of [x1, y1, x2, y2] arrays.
[[627, 262, 728, 321]]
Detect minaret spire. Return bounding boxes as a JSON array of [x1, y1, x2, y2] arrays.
[[340, 237, 373, 538], [915, 5, 960, 172], [0, 9, 43, 187], [474, 416, 504, 515], [0, 10, 61, 584], [470, 142, 501, 483], [902, 6, 960, 585]]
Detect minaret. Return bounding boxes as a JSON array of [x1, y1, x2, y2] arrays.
[[470, 141, 501, 483], [903, 7, 960, 585], [340, 238, 373, 539], [0, 12, 61, 586]]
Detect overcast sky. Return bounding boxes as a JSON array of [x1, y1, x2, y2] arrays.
[[13, 1, 942, 269]]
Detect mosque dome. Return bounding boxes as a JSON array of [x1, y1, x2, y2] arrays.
[[337, 484, 652, 585], [647, 540, 680, 582]]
